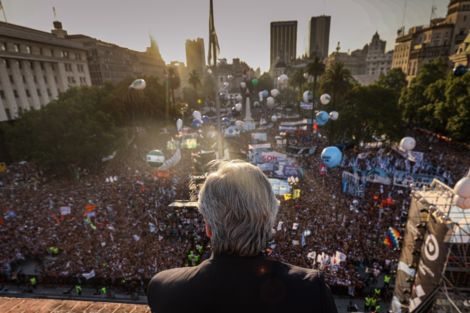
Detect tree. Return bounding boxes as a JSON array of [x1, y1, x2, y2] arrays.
[[399, 56, 448, 123], [377, 68, 407, 95], [257, 72, 274, 93], [305, 56, 326, 130], [166, 66, 181, 119], [203, 74, 215, 102], [2, 86, 128, 174], [320, 62, 355, 143], [188, 70, 202, 107], [289, 69, 307, 97], [335, 84, 405, 143]]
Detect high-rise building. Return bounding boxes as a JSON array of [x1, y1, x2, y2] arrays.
[[270, 21, 298, 69], [0, 21, 91, 121], [185, 38, 206, 76], [308, 16, 331, 59]]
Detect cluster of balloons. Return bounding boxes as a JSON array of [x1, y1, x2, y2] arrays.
[[321, 146, 342, 168], [129, 79, 146, 90], [313, 93, 338, 127]]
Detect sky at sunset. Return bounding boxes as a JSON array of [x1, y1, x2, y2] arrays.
[[1, 0, 449, 73]]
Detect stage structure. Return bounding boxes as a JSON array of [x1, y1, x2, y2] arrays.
[[392, 171, 470, 313]]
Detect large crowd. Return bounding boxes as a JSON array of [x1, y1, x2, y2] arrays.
[[0, 105, 469, 301]]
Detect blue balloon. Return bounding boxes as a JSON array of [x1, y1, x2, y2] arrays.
[[220, 93, 226, 100], [221, 117, 230, 126], [321, 146, 342, 168], [202, 116, 210, 124], [262, 90, 269, 97], [316, 111, 329, 126], [192, 119, 202, 130], [454, 65, 468, 77]]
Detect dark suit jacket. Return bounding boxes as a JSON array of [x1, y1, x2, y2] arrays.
[[147, 253, 338, 313]]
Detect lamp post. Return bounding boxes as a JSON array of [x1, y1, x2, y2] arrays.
[[106, 176, 118, 213], [287, 176, 299, 225]]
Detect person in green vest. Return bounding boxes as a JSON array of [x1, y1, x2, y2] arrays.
[[370, 297, 377, 310], [384, 274, 391, 288], [30, 277, 37, 289], [374, 288, 381, 297], [198, 246, 203, 254], [373, 304, 380, 313], [76, 285, 82, 295], [364, 296, 372, 312], [101, 287, 106, 295]]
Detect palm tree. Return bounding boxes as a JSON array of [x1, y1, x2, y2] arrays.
[[320, 62, 354, 144], [188, 70, 202, 108], [166, 66, 181, 119], [288, 69, 307, 98], [305, 57, 326, 130]]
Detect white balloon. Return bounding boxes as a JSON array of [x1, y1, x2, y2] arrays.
[[278, 74, 288, 84], [236, 120, 245, 128], [271, 115, 277, 122], [267, 97, 275, 109], [259, 91, 264, 102], [240, 82, 246, 89], [192, 111, 202, 121], [320, 94, 331, 105], [400, 137, 416, 151], [129, 79, 146, 90], [236, 95, 243, 102], [227, 75, 233, 81], [176, 119, 183, 131], [223, 82, 229, 88], [235, 103, 242, 111], [303, 73, 309, 79], [329, 111, 339, 121], [271, 89, 280, 97]]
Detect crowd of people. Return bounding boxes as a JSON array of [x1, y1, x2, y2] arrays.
[[0, 105, 468, 305]]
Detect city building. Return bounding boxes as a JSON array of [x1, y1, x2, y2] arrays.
[[392, 0, 470, 82], [67, 32, 166, 86], [0, 21, 91, 121], [365, 31, 394, 76], [185, 38, 206, 76], [308, 15, 331, 59], [217, 58, 258, 94], [450, 32, 470, 66], [168, 60, 190, 100], [325, 42, 369, 76], [270, 21, 298, 70]]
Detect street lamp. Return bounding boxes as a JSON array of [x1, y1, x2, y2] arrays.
[[287, 176, 299, 225]]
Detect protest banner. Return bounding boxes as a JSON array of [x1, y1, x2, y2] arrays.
[[251, 133, 267, 141], [261, 151, 287, 163], [391, 142, 423, 163], [279, 126, 308, 132], [257, 163, 275, 172], [60, 207, 71, 215], [393, 170, 448, 188], [358, 140, 390, 149], [293, 223, 299, 230], [269, 179, 290, 196], [85, 205, 96, 212], [285, 146, 317, 157], [248, 143, 271, 150], [159, 149, 181, 170], [271, 164, 299, 179], [225, 126, 241, 137], [320, 164, 327, 176], [300, 102, 313, 110]]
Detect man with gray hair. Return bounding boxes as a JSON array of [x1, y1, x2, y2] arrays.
[[148, 161, 337, 312]]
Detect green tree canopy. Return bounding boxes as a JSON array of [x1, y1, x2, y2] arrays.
[[377, 68, 407, 95], [256, 72, 274, 92]]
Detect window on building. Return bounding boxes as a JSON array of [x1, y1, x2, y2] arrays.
[[4, 59, 9, 68], [47, 89, 51, 97], [0, 90, 4, 99], [40, 62, 45, 70], [0, 43, 5, 51], [5, 109, 11, 120], [14, 44, 19, 52], [38, 48, 42, 55], [62, 51, 69, 58], [13, 90, 19, 98], [37, 89, 41, 96], [9, 75, 14, 84], [17, 61, 22, 69], [26, 46, 31, 54], [26, 89, 30, 97]]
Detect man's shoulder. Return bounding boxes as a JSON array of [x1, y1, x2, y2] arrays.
[[149, 260, 213, 290], [271, 259, 325, 282]]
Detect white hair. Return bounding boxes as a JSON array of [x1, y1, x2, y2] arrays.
[[198, 160, 279, 257]]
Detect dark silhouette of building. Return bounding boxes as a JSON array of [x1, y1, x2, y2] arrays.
[[308, 15, 331, 59], [270, 21, 298, 69], [185, 38, 206, 76]]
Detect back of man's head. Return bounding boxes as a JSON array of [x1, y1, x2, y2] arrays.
[[198, 160, 279, 257]]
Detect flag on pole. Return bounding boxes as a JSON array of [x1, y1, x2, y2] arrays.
[[207, 0, 220, 66], [384, 227, 402, 248], [284, 193, 293, 200], [82, 270, 95, 280]]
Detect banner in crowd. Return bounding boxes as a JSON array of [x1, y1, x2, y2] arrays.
[[257, 163, 275, 172], [281, 119, 312, 126], [357, 152, 369, 159], [392, 199, 427, 310], [82, 270, 95, 280], [279, 126, 308, 132], [341, 171, 365, 198], [248, 143, 271, 150], [300, 102, 313, 109], [251, 133, 267, 141], [269, 179, 290, 196], [366, 168, 393, 185], [167, 139, 197, 150], [358, 140, 390, 149], [271, 164, 299, 180], [261, 151, 287, 163], [393, 170, 449, 188], [181, 129, 198, 139], [160, 149, 181, 171], [60, 207, 71, 215], [225, 126, 241, 137], [335, 251, 347, 263], [391, 142, 424, 163], [285, 146, 317, 157], [410, 214, 453, 312]]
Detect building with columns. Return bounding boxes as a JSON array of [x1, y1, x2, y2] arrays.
[[0, 21, 91, 121], [366, 31, 394, 76], [391, 0, 470, 82]]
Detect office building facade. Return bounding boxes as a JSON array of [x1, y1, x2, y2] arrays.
[[270, 21, 298, 70], [185, 38, 206, 76], [308, 15, 331, 59]]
